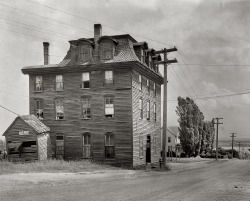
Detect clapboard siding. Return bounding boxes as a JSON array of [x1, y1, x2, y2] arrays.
[[132, 69, 162, 166], [29, 65, 133, 165]]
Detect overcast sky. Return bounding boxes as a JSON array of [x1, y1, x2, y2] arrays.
[[1, 0, 250, 142]]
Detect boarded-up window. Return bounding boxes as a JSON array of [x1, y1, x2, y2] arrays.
[[79, 45, 91, 61], [82, 98, 91, 119], [139, 133, 143, 158], [101, 43, 113, 60], [105, 96, 114, 118], [147, 101, 150, 120], [82, 72, 90, 89], [82, 133, 91, 158], [55, 99, 64, 120], [105, 133, 115, 159], [146, 79, 150, 94], [35, 99, 44, 119], [139, 98, 143, 119], [105, 71, 113, 86], [35, 76, 43, 91], [138, 75, 142, 90], [56, 135, 64, 159], [153, 103, 156, 121], [19, 131, 29, 135], [56, 75, 63, 91]]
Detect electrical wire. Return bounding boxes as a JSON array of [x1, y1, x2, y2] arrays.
[[0, 104, 19, 116]]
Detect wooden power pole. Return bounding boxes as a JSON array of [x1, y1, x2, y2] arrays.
[[155, 47, 177, 168], [213, 118, 223, 160], [230, 133, 236, 158]]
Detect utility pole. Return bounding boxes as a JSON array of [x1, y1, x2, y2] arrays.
[[212, 118, 223, 160], [230, 133, 236, 158], [155, 47, 177, 168]]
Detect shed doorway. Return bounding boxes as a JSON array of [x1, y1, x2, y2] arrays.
[[146, 135, 151, 163]]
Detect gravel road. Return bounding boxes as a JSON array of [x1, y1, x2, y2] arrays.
[[0, 159, 249, 201]]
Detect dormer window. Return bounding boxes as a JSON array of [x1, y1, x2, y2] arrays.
[[141, 49, 145, 63], [79, 45, 91, 61], [101, 43, 114, 60]]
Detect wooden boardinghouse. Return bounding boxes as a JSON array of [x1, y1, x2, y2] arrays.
[[3, 115, 51, 162], [17, 24, 163, 166]]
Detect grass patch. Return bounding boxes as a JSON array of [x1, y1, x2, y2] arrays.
[[0, 160, 119, 174]]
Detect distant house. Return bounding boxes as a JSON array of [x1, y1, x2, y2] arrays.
[[3, 115, 50, 162], [4, 24, 163, 166], [161, 126, 181, 154]]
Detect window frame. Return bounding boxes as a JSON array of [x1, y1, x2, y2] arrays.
[[153, 82, 156, 96], [153, 102, 156, 121], [141, 49, 145, 63], [146, 78, 150, 94], [35, 99, 44, 120], [55, 75, 64, 91], [81, 97, 91, 119], [81, 72, 90, 89], [82, 132, 92, 158], [105, 96, 114, 118], [104, 70, 114, 86], [101, 43, 114, 60], [138, 75, 142, 91], [79, 45, 92, 62], [55, 99, 65, 120], [146, 100, 150, 120], [168, 137, 171, 143], [35, 75, 43, 92], [56, 134, 64, 159], [139, 98, 143, 120], [153, 134, 157, 156], [105, 133, 115, 159]]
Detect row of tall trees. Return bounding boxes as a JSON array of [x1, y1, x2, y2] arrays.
[[176, 97, 215, 157]]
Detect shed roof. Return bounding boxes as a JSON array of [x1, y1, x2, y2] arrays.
[[2, 115, 50, 136]]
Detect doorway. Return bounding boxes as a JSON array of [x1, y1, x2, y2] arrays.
[[146, 135, 151, 163]]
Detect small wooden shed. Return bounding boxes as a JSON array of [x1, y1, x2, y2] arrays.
[[3, 115, 51, 162]]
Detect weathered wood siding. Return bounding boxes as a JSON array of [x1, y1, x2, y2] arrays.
[[132, 69, 161, 166], [5, 118, 38, 161], [37, 132, 51, 161], [29, 65, 133, 165]]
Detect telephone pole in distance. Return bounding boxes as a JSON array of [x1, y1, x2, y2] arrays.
[[213, 117, 223, 160], [230, 133, 236, 158], [155, 47, 178, 168]]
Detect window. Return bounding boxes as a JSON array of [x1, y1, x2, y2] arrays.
[[79, 45, 91, 61], [155, 64, 159, 73], [82, 72, 90, 89], [141, 49, 145, 63], [35, 99, 44, 119], [105, 71, 113, 86], [81, 98, 91, 119], [101, 43, 113, 60], [168, 137, 171, 143], [146, 79, 150, 94], [139, 98, 143, 119], [149, 56, 152, 68], [56, 135, 64, 159], [139, 133, 143, 158], [82, 133, 91, 158], [19, 131, 29, 135], [55, 75, 63, 91], [105, 96, 114, 118], [153, 103, 156, 121], [55, 99, 64, 120], [146, 101, 150, 120], [139, 75, 142, 90], [153, 135, 157, 156], [35, 76, 43, 91], [153, 83, 156, 96], [105, 133, 115, 159]]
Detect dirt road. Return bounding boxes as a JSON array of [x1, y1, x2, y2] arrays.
[[0, 159, 249, 201]]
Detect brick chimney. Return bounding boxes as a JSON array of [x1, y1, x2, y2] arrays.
[[94, 24, 102, 43], [43, 42, 49, 65]]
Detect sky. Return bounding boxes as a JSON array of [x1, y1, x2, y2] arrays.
[[1, 0, 250, 145]]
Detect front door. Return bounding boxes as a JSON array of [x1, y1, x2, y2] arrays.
[[146, 135, 151, 163]]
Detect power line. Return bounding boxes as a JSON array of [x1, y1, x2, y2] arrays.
[[0, 104, 19, 116], [178, 63, 250, 67], [0, 2, 93, 33], [24, 0, 175, 47]]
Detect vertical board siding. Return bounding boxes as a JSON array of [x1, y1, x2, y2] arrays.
[[132, 69, 162, 166], [29, 66, 133, 165], [37, 133, 50, 161]]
